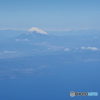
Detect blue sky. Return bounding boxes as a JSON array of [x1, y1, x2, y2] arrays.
[[0, 0, 100, 30]]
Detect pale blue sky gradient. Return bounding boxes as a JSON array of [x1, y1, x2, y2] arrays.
[[0, 0, 100, 30]]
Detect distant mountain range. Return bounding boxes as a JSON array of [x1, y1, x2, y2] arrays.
[[0, 27, 100, 58], [0, 28, 100, 40]]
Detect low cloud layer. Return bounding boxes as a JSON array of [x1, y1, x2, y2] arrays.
[[64, 48, 70, 51], [81, 47, 99, 51], [15, 39, 29, 41], [3, 51, 16, 53]]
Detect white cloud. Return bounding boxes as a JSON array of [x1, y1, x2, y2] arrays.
[[44, 29, 72, 31], [38, 66, 47, 70], [81, 47, 99, 51], [76, 28, 90, 31], [15, 39, 29, 41], [0, 28, 27, 31], [15, 39, 20, 41], [76, 47, 79, 49], [3, 51, 16, 53], [24, 39, 28, 41], [22, 39, 29, 41], [93, 36, 98, 38], [44, 28, 90, 32], [21, 68, 34, 71], [64, 48, 70, 51], [28, 27, 48, 34]]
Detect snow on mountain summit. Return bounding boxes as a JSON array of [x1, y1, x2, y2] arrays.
[[28, 27, 47, 34]]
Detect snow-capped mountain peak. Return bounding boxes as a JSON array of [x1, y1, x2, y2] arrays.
[[28, 27, 47, 35]]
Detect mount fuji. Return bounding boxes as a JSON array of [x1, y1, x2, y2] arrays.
[[28, 27, 48, 34], [14, 27, 56, 43]]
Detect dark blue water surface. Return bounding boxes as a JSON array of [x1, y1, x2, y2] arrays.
[[0, 61, 100, 100]]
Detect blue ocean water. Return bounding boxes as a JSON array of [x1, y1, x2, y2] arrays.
[[0, 61, 100, 100]]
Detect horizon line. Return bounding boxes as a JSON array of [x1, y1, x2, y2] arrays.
[[0, 28, 99, 32]]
